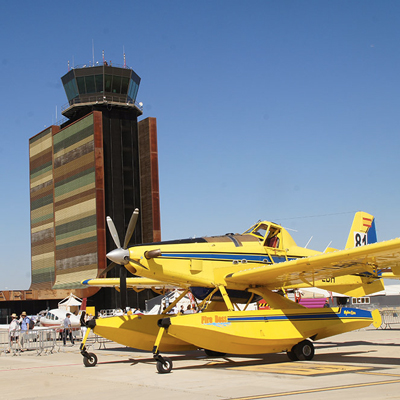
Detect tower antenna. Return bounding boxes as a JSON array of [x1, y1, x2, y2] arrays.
[[92, 39, 95, 66], [123, 45, 126, 68]]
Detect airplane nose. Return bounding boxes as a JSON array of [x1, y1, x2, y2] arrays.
[[106, 248, 130, 265]]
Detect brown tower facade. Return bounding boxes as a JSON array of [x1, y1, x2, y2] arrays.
[[23, 64, 161, 306]]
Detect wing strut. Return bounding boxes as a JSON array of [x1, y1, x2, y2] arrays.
[[162, 289, 190, 315], [218, 285, 234, 311]]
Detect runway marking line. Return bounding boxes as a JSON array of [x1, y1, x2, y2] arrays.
[[229, 362, 371, 376], [226, 378, 400, 399], [358, 371, 400, 377], [0, 363, 82, 372]]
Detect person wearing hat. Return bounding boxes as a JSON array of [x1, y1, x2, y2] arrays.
[[7, 313, 21, 353], [63, 313, 74, 346], [19, 311, 30, 349]]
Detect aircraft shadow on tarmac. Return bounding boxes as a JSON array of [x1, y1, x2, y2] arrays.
[[93, 346, 400, 371], [316, 340, 400, 349]]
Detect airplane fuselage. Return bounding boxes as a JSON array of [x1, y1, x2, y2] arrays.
[[125, 224, 320, 291]]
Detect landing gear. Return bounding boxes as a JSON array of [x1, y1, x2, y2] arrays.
[[83, 352, 98, 367], [80, 336, 98, 368], [286, 350, 299, 361], [204, 349, 226, 357], [155, 354, 173, 374], [153, 321, 173, 373], [287, 339, 314, 361]]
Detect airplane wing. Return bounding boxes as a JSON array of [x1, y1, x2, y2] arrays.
[[81, 277, 182, 290], [225, 238, 400, 289]]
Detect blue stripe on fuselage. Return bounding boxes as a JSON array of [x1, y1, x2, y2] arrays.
[[162, 253, 272, 263], [227, 308, 371, 323], [161, 253, 299, 264]]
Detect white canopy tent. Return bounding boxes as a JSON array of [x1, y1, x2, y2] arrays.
[[58, 293, 82, 312]]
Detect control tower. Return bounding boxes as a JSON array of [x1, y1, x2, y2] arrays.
[[61, 63, 141, 121], [26, 62, 160, 312]]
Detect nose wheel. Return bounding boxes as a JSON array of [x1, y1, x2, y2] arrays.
[[154, 353, 173, 373], [81, 342, 98, 367], [83, 351, 98, 367], [153, 321, 174, 373]]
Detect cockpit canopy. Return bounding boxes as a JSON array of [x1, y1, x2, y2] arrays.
[[243, 222, 282, 248]]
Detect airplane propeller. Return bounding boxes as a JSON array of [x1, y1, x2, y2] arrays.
[[102, 208, 140, 311]]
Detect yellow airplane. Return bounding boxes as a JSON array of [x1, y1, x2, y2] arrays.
[[80, 211, 398, 373]]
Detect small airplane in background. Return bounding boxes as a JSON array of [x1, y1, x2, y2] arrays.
[[39, 294, 86, 330], [39, 309, 81, 330], [80, 210, 400, 373]]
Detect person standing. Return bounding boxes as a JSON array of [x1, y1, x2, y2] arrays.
[[63, 313, 74, 346], [19, 311, 30, 349], [7, 313, 21, 353]]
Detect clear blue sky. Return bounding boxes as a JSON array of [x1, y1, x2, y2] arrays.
[[1, 1, 400, 289]]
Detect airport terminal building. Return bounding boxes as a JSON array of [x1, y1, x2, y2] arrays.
[[0, 62, 161, 321]]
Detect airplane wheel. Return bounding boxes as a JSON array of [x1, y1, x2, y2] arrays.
[[204, 349, 227, 357], [286, 350, 299, 361], [83, 352, 98, 367], [294, 340, 314, 361], [156, 356, 173, 374]]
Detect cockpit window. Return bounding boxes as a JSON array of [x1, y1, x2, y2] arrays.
[[244, 223, 269, 239]]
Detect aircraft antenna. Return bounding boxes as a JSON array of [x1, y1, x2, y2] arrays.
[[92, 39, 95, 66], [304, 236, 313, 248], [323, 241, 332, 253], [282, 226, 298, 232]]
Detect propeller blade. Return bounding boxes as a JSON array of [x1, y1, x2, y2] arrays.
[[123, 208, 139, 249], [99, 262, 117, 278], [106, 216, 121, 249]]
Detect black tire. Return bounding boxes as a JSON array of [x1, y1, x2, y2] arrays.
[[156, 356, 173, 373], [83, 352, 98, 367], [204, 349, 227, 357], [293, 340, 314, 361], [287, 350, 299, 361]]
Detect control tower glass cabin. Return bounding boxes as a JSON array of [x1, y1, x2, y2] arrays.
[[61, 64, 141, 120]]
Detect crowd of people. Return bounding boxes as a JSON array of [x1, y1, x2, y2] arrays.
[[6, 302, 200, 352], [7, 310, 77, 352], [162, 304, 198, 314]]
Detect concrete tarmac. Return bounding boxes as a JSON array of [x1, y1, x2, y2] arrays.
[[1, 327, 400, 400]]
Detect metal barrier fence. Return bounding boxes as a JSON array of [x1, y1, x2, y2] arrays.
[[0, 326, 113, 356], [0, 328, 58, 355], [81, 327, 112, 350], [379, 309, 400, 329]]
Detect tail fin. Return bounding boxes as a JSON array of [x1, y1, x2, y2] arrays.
[[80, 297, 87, 311], [345, 212, 377, 249]]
